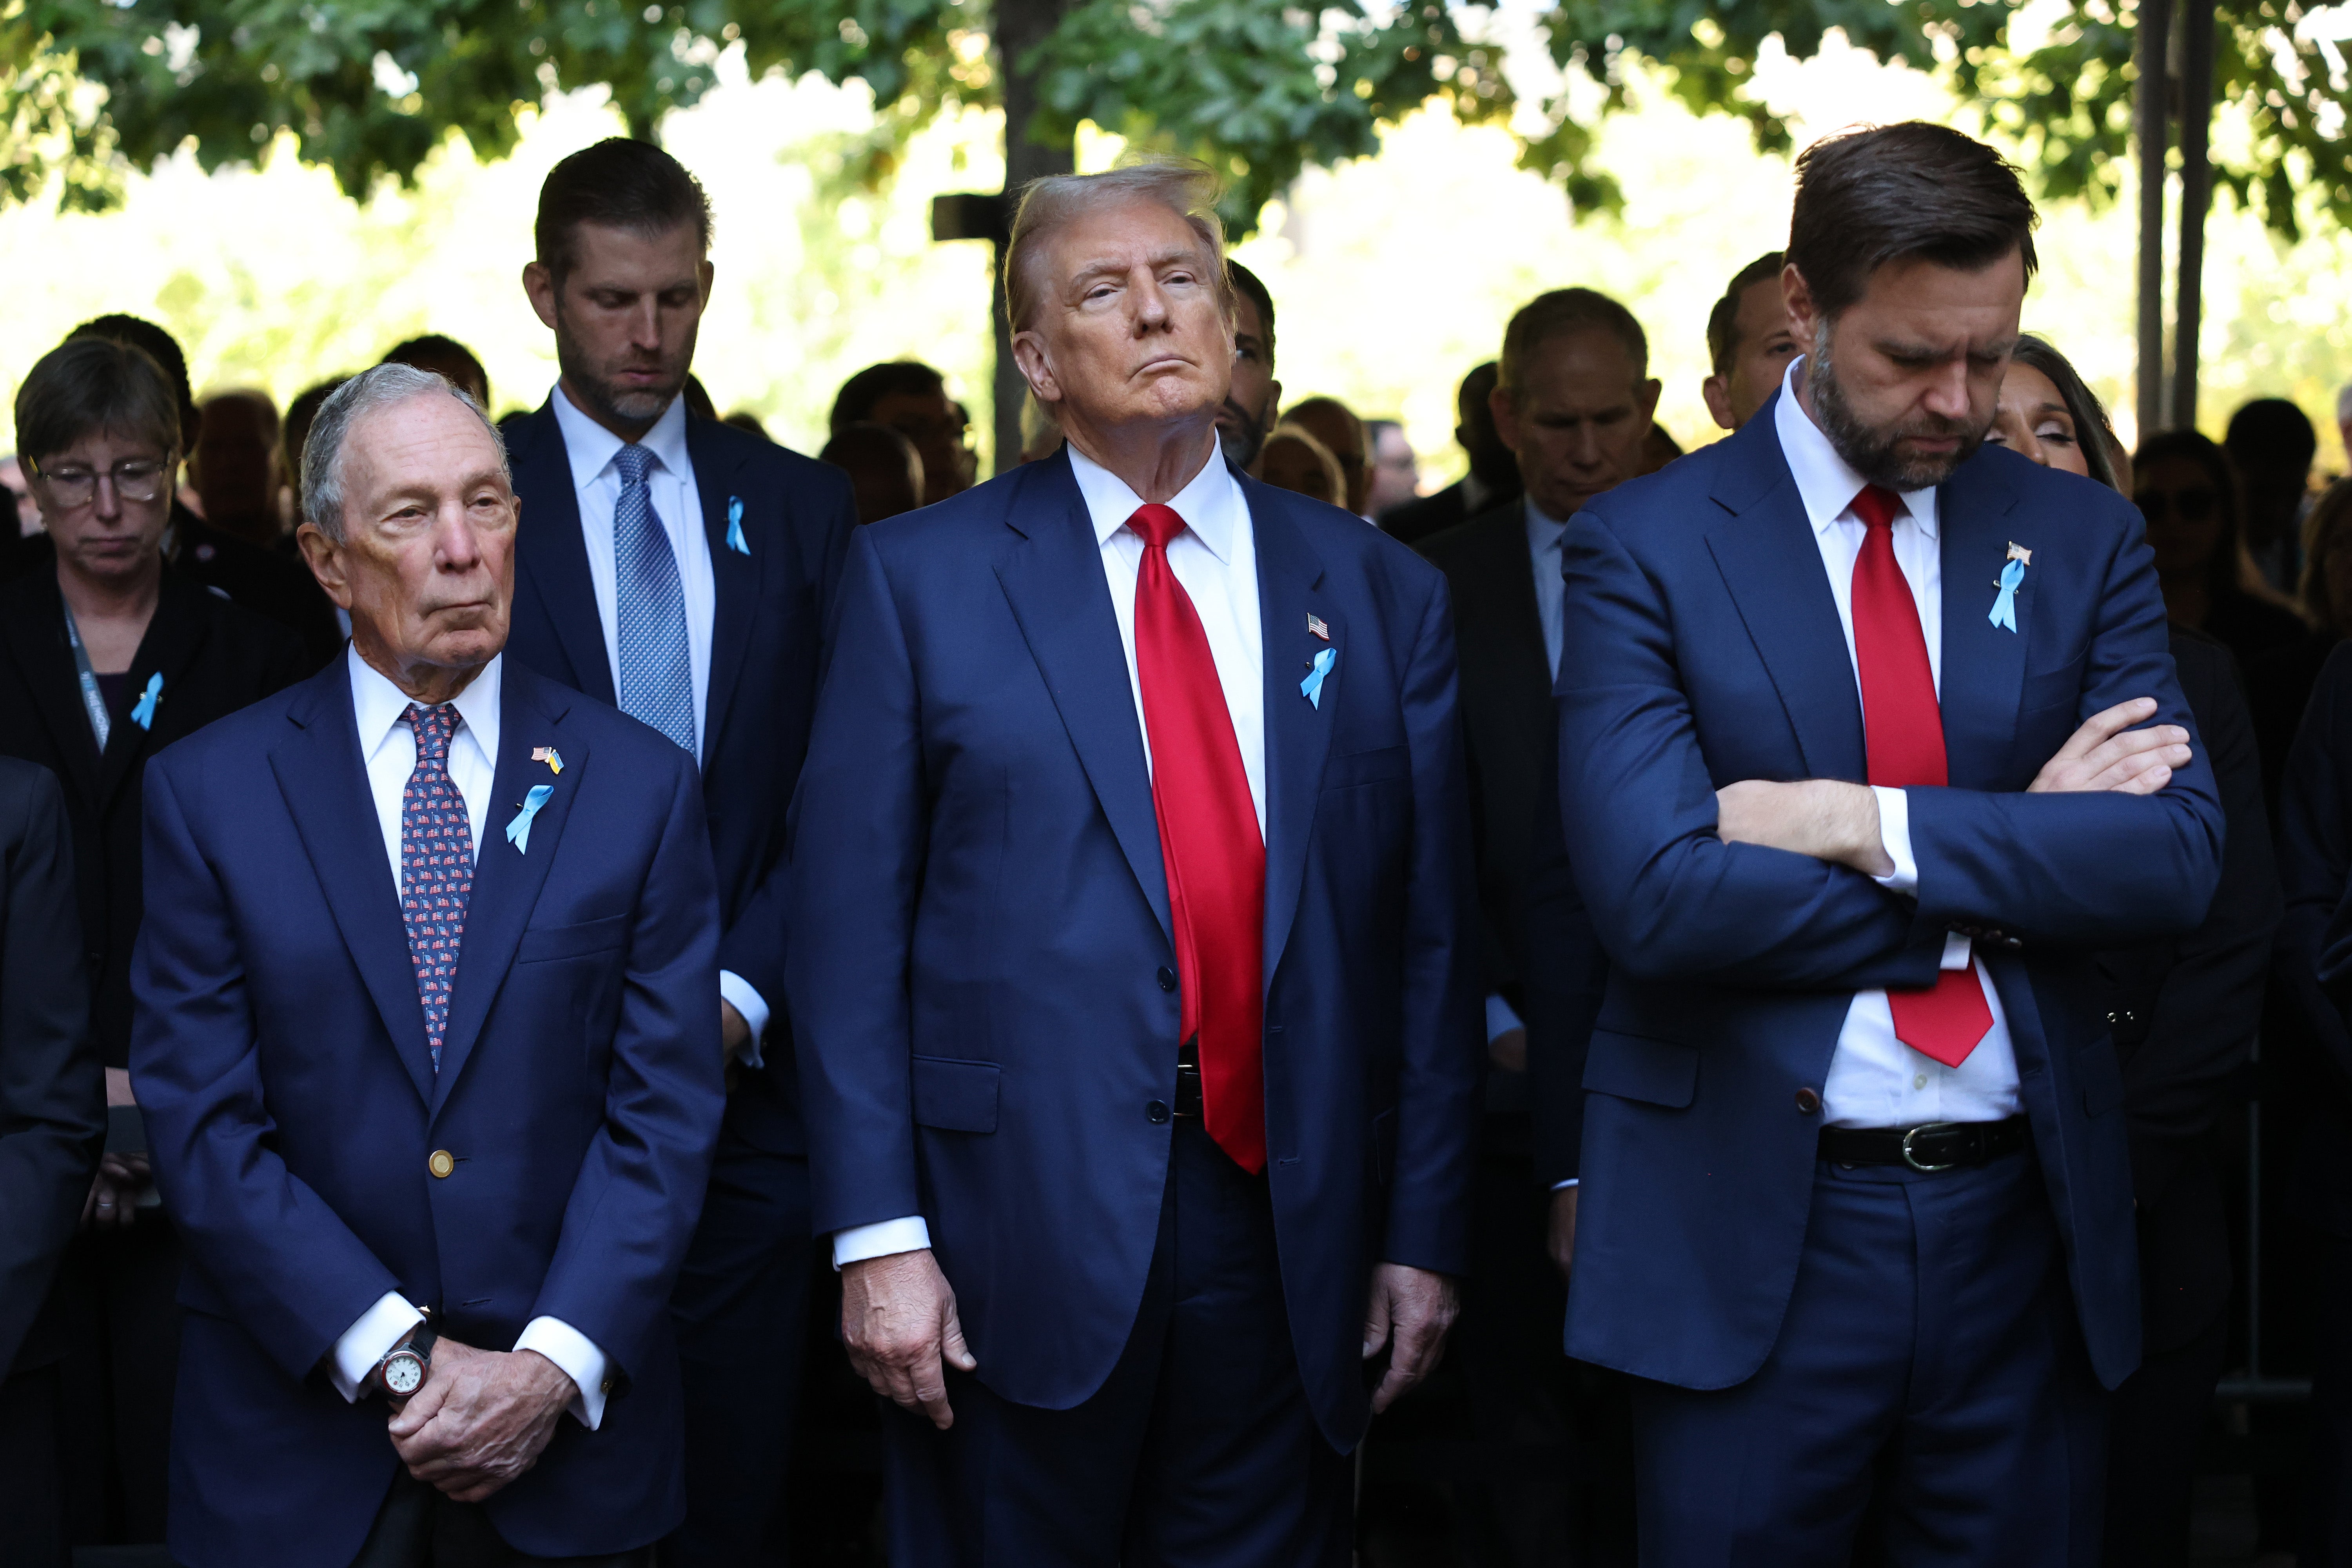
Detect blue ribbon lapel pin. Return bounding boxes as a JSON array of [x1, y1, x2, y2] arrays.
[[726, 496, 749, 556], [1988, 543, 2030, 633], [1301, 646, 1337, 710], [129, 672, 163, 731], [506, 784, 555, 854]]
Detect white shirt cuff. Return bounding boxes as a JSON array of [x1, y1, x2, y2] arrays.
[[833, 1216, 933, 1270], [718, 970, 769, 1069], [1940, 931, 1975, 971], [515, 1316, 608, 1430], [1484, 993, 1524, 1044], [1552, 1178, 1579, 1190], [1869, 785, 1918, 895], [329, 1292, 424, 1402]]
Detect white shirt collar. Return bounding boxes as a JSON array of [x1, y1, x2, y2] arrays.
[[348, 642, 503, 760], [1772, 357, 1938, 542], [550, 382, 691, 494], [1067, 438, 1240, 563]]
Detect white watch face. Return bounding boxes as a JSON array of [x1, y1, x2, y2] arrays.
[[384, 1351, 424, 1397]]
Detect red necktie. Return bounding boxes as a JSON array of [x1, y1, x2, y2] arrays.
[[1849, 484, 1993, 1069], [1127, 504, 1268, 1172]]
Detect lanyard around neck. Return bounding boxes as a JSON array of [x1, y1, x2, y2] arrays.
[[60, 603, 111, 753]]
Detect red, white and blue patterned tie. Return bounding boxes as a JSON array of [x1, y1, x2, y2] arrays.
[[400, 703, 474, 1073]]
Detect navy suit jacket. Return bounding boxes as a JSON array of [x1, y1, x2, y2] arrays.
[[787, 449, 1482, 1452], [1553, 395, 2224, 1392], [131, 657, 725, 1568], [503, 403, 855, 1154]]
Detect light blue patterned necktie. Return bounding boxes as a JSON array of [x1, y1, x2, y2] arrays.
[[613, 443, 697, 755]]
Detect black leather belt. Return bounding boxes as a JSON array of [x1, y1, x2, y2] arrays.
[[1817, 1116, 2028, 1172], [1172, 1040, 1203, 1118]]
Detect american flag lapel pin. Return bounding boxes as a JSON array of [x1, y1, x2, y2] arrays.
[[1307, 613, 1330, 641]]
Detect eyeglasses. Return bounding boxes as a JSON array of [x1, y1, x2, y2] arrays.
[[2135, 488, 2218, 525], [29, 457, 174, 509]]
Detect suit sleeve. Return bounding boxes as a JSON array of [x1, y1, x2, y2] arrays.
[[2119, 644, 2279, 1201], [713, 466, 859, 1016], [0, 765, 103, 1375], [1902, 511, 2224, 946], [131, 757, 408, 1381], [1379, 575, 1484, 1276], [528, 753, 726, 1377], [1555, 513, 1944, 992], [1521, 746, 1607, 1188], [789, 528, 930, 1236]]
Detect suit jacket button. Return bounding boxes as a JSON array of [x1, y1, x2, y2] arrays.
[[1156, 967, 1177, 993], [1794, 1088, 1822, 1115], [1146, 1100, 1171, 1125], [428, 1150, 456, 1179]]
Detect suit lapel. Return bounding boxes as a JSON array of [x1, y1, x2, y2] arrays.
[[267, 661, 436, 1108], [1702, 411, 1869, 782], [1477, 501, 1554, 711], [688, 419, 755, 765], [1935, 460, 2030, 790], [513, 405, 617, 706], [0, 575, 103, 806], [93, 575, 210, 811], [432, 671, 584, 1115], [1249, 482, 1337, 982], [993, 453, 1173, 944]]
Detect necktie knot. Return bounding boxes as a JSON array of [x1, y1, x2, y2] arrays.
[[615, 443, 654, 488], [1852, 483, 1906, 532], [403, 702, 458, 760], [1127, 503, 1186, 552]]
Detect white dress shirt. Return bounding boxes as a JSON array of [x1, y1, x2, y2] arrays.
[[332, 647, 612, 1428], [548, 385, 770, 1058], [831, 440, 1266, 1269], [1773, 359, 2022, 1129]]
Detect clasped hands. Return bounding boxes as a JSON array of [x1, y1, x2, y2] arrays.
[[383, 1338, 575, 1503], [840, 1248, 1459, 1429], [1713, 697, 2190, 867]]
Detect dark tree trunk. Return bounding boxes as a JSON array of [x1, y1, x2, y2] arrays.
[[989, 0, 1075, 475]]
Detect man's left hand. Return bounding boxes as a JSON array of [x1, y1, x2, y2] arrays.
[[1363, 1263, 1459, 1415], [1714, 779, 1893, 877], [387, 1340, 574, 1502]]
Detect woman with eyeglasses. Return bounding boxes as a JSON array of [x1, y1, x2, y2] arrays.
[[0, 336, 305, 1547], [2134, 428, 2309, 670], [1982, 336, 2282, 1568]]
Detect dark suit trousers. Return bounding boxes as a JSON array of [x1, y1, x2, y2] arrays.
[[0, 1361, 70, 1568], [2297, 1234, 2352, 1566], [58, 1214, 180, 1544], [349, 1472, 655, 1568], [1631, 1152, 2106, 1568], [881, 1120, 1352, 1568], [664, 1125, 814, 1566], [2102, 1305, 2228, 1568]]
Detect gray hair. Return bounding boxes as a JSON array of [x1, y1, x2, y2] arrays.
[[2338, 380, 2352, 425], [1002, 158, 1234, 337], [301, 362, 508, 541]]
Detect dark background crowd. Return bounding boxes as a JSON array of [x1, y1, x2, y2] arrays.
[[5, 201, 2352, 1568]]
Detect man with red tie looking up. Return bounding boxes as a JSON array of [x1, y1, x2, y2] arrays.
[[787, 160, 1481, 1565], [1546, 123, 2224, 1564]]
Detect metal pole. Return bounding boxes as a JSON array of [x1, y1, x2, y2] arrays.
[[2135, 0, 2174, 441], [2172, 0, 2216, 431]]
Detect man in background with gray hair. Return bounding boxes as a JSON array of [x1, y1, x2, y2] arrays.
[[131, 363, 726, 1568], [789, 159, 1482, 1564]]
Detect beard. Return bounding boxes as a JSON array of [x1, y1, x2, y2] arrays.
[[1217, 394, 1271, 469], [555, 311, 693, 430], [1807, 323, 1987, 492]]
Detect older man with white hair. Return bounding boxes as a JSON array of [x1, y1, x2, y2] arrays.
[[788, 161, 1483, 1564], [131, 363, 726, 1568]]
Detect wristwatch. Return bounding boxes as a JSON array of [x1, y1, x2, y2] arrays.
[[373, 1319, 438, 1402]]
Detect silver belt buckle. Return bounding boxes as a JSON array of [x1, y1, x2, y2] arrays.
[[1900, 1122, 1962, 1173]]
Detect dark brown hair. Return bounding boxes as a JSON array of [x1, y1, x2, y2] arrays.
[[2009, 335, 2121, 491], [1787, 123, 2038, 319], [1706, 252, 1784, 376], [15, 336, 181, 466], [1227, 259, 1276, 368], [2300, 478, 2352, 632], [1499, 288, 1648, 394], [535, 138, 713, 286]]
